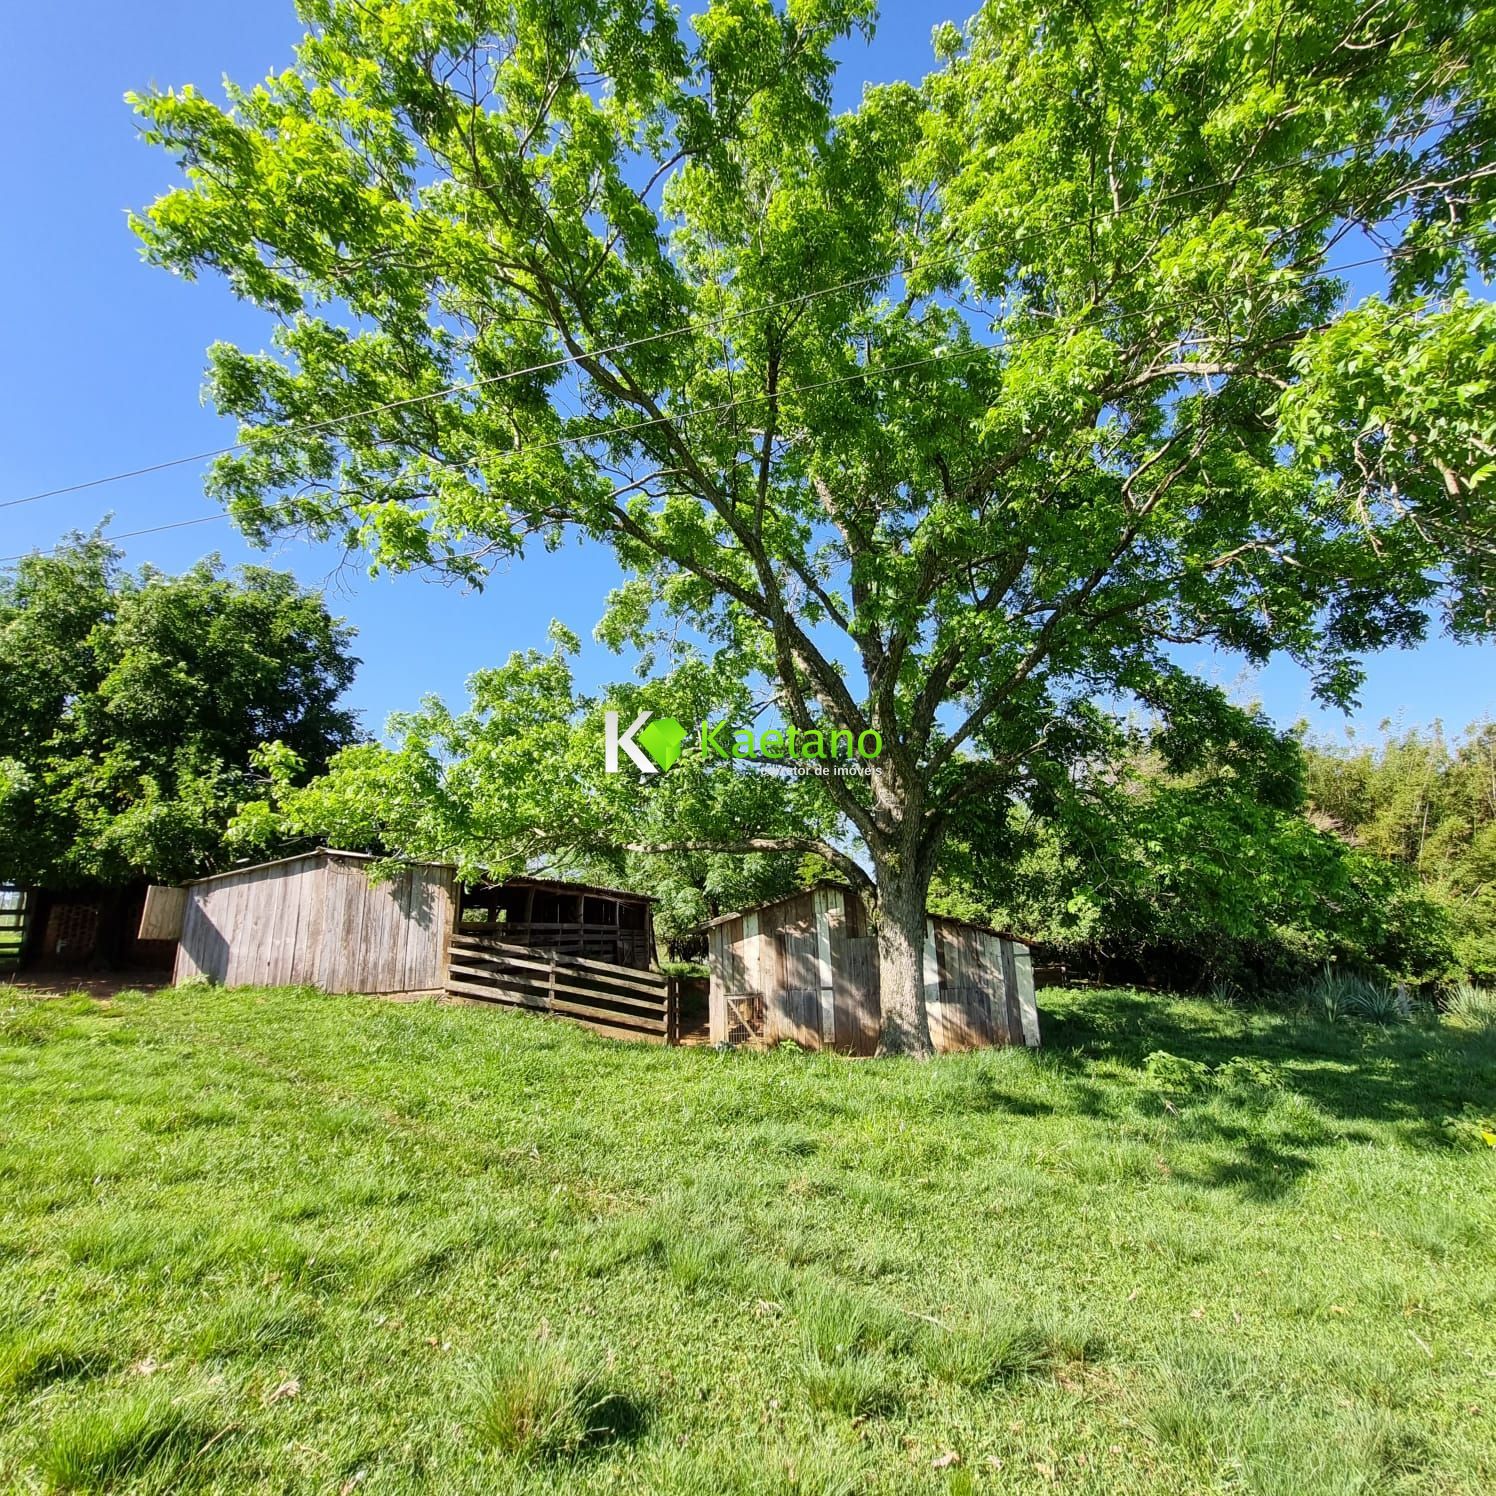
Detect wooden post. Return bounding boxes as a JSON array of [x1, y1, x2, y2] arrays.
[[922, 918, 942, 1052], [812, 886, 838, 1047]]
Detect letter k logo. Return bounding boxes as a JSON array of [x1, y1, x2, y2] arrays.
[[606, 710, 657, 773], [605, 711, 686, 773]]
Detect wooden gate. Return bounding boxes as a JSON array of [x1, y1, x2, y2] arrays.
[[0, 886, 30, 971], [445, 932, 677, 1043]]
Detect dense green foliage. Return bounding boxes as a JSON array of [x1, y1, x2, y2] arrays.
[[929, 721, 1459, 990], [1, 982, 1491, 1491], [930, 720, 1496, 991], [0, 535, 360, 888], [1306, 723, 1496, 981], [130, 0, 1496, 1051], [231, 631, 818, 940]]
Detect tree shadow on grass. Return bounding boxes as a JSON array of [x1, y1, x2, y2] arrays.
[[1041, 990, 1494, 1131], [1035, 989, 1495, 1196]]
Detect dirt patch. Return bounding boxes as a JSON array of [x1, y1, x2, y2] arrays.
[[2, 972, 172, 1000]]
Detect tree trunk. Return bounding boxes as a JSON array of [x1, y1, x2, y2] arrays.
[[874, 867, 934, 1058]]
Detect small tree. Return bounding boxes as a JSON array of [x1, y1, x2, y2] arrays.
[[231, 630, 837, 941], [132, 0, 1495, 1052], [0, 534, 360, 897]]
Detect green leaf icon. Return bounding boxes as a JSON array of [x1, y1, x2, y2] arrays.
[[636, 715, 687, 770]]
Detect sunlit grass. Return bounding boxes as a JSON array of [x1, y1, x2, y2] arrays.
[[0, 982, 1492, 1492]]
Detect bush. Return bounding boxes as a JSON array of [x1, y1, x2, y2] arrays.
[[1443, 981, 1496, 1029], [1296, 968, 1409, 1025], [1143, 1051, 1212, 1093], [1440, 1105, 1496, 1152]]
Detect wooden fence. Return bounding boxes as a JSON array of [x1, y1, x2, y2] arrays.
[[445, 932, 677, 1044]]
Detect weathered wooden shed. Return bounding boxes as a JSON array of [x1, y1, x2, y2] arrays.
[[456, 876, 655, 970], [173, 850, 457, 993], [705, 883, 1040, 1054]]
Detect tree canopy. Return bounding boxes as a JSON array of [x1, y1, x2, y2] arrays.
[[0, 535, 360, 889], [931, 717, 1456, 992], [231, 629, 829, 941], [1305, 721, 1496, 980], [131, 0, 1496, 1051]]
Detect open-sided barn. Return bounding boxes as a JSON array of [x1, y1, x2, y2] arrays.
[[705, 883, 1040, 1054], [455, 875, 655, 970], [166, 853, 663, 1031]]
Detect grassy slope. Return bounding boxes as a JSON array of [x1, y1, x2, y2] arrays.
[[0, 985, 1492, 1495]]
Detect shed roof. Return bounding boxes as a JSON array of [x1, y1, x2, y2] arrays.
[[700, 878, 849, 928], [185, 847, 455, 888], [185, 852, 654, 904], [481, 874, 655, 904]]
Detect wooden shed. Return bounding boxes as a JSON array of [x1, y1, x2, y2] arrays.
[[173, 850, 457, 994], [456, 876, 655, 970], [705, 883, 1040, 1054]]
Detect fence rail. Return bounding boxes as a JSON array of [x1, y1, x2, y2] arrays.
[[445, 933, 677, 1043]]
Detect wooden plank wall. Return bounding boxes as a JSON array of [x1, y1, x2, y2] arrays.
[[768, 890, 821, 1046], [705, 886, 1041, 1054], [317, 857, 454, 993], [175, 854, 326, 986], [445, 933, 672, 1043], [174, 853, 455, 993], [138, 885, 188, 942]]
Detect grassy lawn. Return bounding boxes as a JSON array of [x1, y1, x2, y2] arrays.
[[0, 984, 1492, 1494]]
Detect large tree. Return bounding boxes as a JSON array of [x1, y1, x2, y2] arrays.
[[131, 0, 1496, 1052], [0, 534, 360, 892]]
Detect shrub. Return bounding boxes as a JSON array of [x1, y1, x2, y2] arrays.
[[1212, 1057, 1283, 1093], [1142, 1050, 1212, 1093], [1345, 981, 1411, 1024], [1444, 981, 1496, 1029], [1440, 1105, 1496, 1152], [1296, 967, 1409, 1024]]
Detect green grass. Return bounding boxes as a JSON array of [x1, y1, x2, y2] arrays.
[[0, 984, 1492, 1493]]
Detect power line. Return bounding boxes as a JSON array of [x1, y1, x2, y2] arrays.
[[0, 249, 1410, 566], [0, 113, 1463, 517]]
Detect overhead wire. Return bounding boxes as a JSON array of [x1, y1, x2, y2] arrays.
[[0, 109, 1466, 517], [0, 248, 1416, 565]]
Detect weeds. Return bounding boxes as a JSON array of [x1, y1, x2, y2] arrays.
[[465, 1341, 646, 1462], [1444, 980, 1496, 1029], [36, 1386, 227, 1492]]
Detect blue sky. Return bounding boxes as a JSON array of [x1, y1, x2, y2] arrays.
[[2, 2, 1490, 747]]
